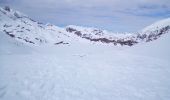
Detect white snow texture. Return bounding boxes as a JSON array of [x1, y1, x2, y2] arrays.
[[0, 6, 170, 100]]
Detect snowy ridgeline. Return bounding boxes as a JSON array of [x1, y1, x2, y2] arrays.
[[0, 6, 170, 46], [0, 6, 170, 100]]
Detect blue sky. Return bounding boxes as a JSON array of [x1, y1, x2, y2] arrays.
[[0, 0, 170, 32]]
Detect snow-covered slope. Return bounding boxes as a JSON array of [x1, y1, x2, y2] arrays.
[[0, 31, 32, 54], [66, 25, 138, 46], [0, 6, 84, 45], [137, 18, 170, 42], [0, 32, 170, 100], [142, 18, 170, 33], [126, 31, 170, 60], [0, 6, 170, 46], [0, 6, 170, 100]]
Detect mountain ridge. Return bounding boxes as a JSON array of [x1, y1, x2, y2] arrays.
[[1, 6, 170, 100], [0, 6, 170, 46]]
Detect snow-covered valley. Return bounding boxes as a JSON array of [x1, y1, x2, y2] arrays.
[[0, 6, 170, 100]]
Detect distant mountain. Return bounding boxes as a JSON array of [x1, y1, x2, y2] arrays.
[[0, 6, 170, 100], [0, 6, 170, 46]]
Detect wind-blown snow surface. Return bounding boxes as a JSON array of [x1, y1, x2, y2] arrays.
[[0, 29, 170, 100], [0, 31, 32, 55]]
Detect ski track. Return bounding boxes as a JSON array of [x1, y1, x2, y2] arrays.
[[0, 47, 170, 100]]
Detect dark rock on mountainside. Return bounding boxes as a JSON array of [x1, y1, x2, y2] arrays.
[[66, 25, 170, 46], [1, 6, 170, 46], [3, 30, 15, 38], [4, 6, 10, 12]]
